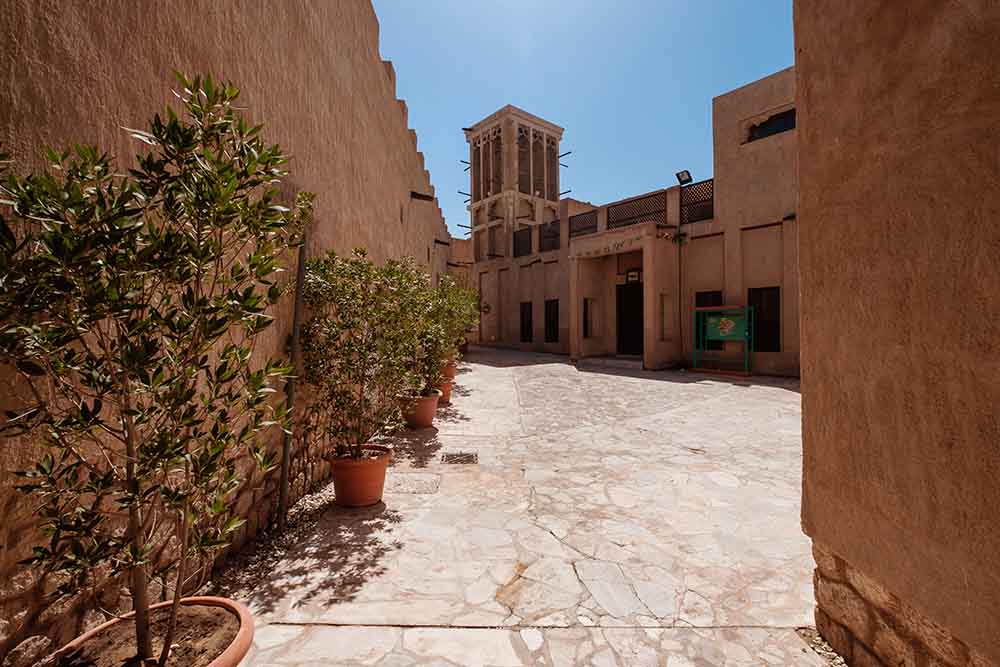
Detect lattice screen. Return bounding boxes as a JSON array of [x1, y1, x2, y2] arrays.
[[680, 179, 714, 224], [517, 127, 530, 194], [569, 210, 598, 237], [607, 192, 666, 229]]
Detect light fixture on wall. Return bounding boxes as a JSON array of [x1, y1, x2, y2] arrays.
[[675, 170, 692, 186]]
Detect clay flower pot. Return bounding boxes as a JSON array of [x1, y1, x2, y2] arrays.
[[329, 445, 392, 507], [53, 596, 253, 667], [437, 378, 453, 405], [400, 389, 441, 429], [442, 359, 458, 380]]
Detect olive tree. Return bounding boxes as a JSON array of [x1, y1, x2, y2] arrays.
[[300, 249, 424, 458], [0, 74, 312, 665], [436, 274, 480, 359]]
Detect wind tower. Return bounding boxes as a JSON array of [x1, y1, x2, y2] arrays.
[[464, 106, 564, 264]]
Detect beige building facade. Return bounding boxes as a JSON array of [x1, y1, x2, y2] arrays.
[[468, 68, 799, 376]]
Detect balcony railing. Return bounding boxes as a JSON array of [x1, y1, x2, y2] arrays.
[[568, 210, 598, 238], [607, 191, 666, 230], [681, 178, 714, 224]]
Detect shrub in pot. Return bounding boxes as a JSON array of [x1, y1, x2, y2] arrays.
[[404, 284, 449, 424], [433, 276, 481, 402], [301, 249, 423, 506], [0, 74, 311, 666]]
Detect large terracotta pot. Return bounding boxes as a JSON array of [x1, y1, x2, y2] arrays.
[[437, 378, 453, 405], [330, 445, 392, 507], [400, 390, 441, 429], [442, 359, 458, 380], [53, 596, 253, 667]]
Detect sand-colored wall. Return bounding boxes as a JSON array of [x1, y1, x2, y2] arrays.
[[796, 0, 1000, 663], [711, 67, 799, 376], [0, 0, 452, 654]]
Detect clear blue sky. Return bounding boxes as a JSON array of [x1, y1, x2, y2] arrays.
[[371, 1, 794, 238]]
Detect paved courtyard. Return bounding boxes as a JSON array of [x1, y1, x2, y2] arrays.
[[237, 348, 822, 666]]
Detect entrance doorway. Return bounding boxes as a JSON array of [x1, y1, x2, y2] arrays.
[[616, 282, 644, 355]]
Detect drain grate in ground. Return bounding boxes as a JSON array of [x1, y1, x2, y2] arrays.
[[441, 451, 478, 465]]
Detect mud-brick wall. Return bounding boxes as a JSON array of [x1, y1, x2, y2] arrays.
[[796, 0, 1000, 664], [0, 0, 452, 658]]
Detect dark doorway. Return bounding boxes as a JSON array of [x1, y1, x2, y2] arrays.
[[616, 283, 643, 355], [519, 301, 533, 343], [544, 299, 559, 343], [748, 286, 781, 352]]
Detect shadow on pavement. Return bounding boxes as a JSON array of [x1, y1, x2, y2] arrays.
[[211, 501, 402, 616], [387, 426, 443, 468]]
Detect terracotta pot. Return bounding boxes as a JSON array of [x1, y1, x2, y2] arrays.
[[400, 390, 441, 429], [437, 378, 453, 405], [442, 359, 458, 380], [330, 445, 392, 507], [53, 596, 253, 667]]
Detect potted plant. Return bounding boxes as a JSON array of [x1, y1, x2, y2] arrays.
[[0, 74, 311, 666], [434, 276, 481, 403], [400, 281, 448, 423], [301, 250, 422, 506]]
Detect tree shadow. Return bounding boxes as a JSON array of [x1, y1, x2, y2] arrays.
[[208, 500, 402, 617], [449, 382, 473, 398], [435, 401, 471, 425], [385, 427, 443, 468]]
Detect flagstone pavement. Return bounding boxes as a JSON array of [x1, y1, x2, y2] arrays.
[[234, 347, 824, 666]]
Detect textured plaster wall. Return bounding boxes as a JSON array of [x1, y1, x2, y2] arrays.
[[475, 224, 570, 352], [0, 0, 452, 654], [796, 0, 1000, 662], [711, 67, 799, 376]]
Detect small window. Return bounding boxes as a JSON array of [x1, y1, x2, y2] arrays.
[[544, 299, 559, 343], [747, 109, 796, 142], [748, 286, 781, 352], [520, 302, 533, 343], [474, 230, 484, 262], [695, 290, 724, 351], [513, 228, 532, 257], [539, 220, 560, 252], [488, 226, 503, 257], [583, 298, 596, 339]]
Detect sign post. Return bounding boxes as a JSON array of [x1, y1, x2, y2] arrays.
[[693, 305, 754, 375]]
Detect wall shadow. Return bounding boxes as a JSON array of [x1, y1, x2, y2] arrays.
[[575, 364, 801, 393], [466, 345, 799, 392], [461, 346, 572, 369]]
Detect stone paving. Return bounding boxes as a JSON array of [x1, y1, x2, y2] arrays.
[[240, 348, 823, 666]]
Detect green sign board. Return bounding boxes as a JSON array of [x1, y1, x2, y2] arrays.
[[704, 313, 746, 341]]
